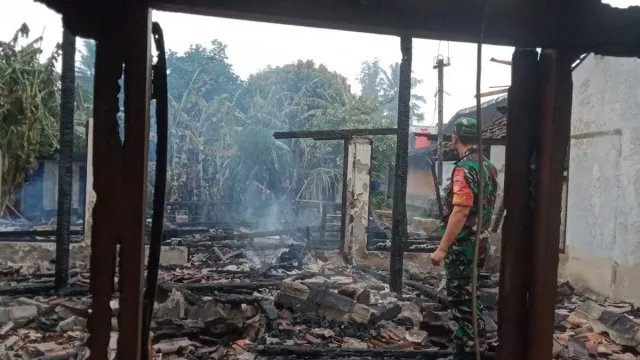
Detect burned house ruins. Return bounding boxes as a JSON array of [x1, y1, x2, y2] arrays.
[[3, 1, 640, 360]]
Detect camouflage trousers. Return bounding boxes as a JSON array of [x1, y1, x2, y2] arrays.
[[444, 232, 489, 354]]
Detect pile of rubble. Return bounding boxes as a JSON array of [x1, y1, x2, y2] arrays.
[[552, 283, 640, 360], [0, 248, 640, 360]]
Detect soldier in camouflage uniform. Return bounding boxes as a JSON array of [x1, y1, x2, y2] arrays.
[[430, 118, 498, 360]]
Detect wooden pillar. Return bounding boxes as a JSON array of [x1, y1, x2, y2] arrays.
[[390, 36, 412, 293], [497, 48, 539, 360], [55, 28, 76, 291], [526, 49, 573, 360], [118, 4, 152, 360], [341, 136, 372, 264], [83, 117, 95, 244], [86, 22, 124, 360]]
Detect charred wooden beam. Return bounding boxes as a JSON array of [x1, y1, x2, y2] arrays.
[[526, 49, 573, 360], [430, 160, 444, 219], [415, 133, 505, 146], [389, 36, 412, 293], [185, 242, 305, 251], [253, 345, 496, 359], [146, 0, 640, 58], [320, 202, 329, 241], [174, 281, 283, 293], [55, 28, 76, 292], [274, 128, 398, 140], [180, 227, 320, 242], [158, 283, 203, 306], [0, 283, 89, 296], [404, 280, 449, 306], [0, 230, 83, 238], [118, 6, 152, 360], [273, 128, 506, 145], [497, 48, 539, 360], [86, 21, 124, 360], [339, 139, 348, 253]]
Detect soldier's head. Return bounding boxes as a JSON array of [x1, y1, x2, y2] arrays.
[[452, 117, 478, 152]]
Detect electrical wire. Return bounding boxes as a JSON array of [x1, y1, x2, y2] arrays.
[[472, 1, 490, 360]]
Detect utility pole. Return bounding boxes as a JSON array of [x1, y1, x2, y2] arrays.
[[433, 56, 450, 185]]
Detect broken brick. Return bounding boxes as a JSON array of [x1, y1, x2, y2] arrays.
[[395, 302, 423, 327], [405, 329, 428, 345], [152, 338, 194, 354], [308, 287, 355, 313], [338, 285, 371, 304], [304, 334, 322, 344], [342, 338, 367, 349], [153, 290, 185, 320]]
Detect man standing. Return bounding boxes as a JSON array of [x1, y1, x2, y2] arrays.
[[430, 118, 498, 360]]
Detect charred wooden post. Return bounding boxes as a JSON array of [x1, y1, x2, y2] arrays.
[[389, 36, 412, 293], [55, 28, 76, 291], [340, 139, 349, 251], [490, 197, 505, 233], [526, 50, 573, 360], [497, 48, 539, 360], [430, 160, 443, 219], [118, 6, 152, 360], [320, 202, 328, 240], [83, 117, 95, 244], [86, 22, 124, 360]]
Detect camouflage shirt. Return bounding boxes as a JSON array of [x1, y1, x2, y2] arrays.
[[439, 147, 499, 239]]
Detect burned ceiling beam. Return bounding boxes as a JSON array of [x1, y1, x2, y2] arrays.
[[273, 129, 507, 145], [147, 0, 640, 58], [273, 128, 398, 140], [416, 133, 506, 146]]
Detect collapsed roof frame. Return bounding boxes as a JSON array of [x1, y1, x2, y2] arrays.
[[33, 0, 640, 359]]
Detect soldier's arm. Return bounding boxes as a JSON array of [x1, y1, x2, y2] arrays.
[[437, 168, 473, 252]]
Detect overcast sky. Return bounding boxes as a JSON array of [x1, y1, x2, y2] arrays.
[[1, 0, 637, 123]]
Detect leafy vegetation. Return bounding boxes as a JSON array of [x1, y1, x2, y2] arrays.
[[1, 26, 425, 217], [0, 24, 90, 216]]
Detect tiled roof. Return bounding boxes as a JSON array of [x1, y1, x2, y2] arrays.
[[482, 114, 506, 140], [436, 114, 507, 161]]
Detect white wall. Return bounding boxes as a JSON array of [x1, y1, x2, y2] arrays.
[[43, 161, 82, 211], [564, 54, 640, 304], [490, 145, 506, 192]]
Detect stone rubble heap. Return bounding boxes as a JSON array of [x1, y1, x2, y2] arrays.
[[0, 250, 638, 360]]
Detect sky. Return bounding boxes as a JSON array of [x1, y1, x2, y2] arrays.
[[1, 0, 638, 123]]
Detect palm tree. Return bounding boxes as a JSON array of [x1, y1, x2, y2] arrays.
[[378, 62, 426, 122], [75, 39, 95, 92]]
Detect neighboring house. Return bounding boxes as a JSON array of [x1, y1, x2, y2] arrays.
[[562, 54, 640, 305], [405, 101, 508, 212], [406, 147, 438, 210], [18, 152, 87, 220], [443, 95, 507, 135]]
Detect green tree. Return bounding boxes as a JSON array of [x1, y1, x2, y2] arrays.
[[237, 60, 358, 201], [75, 39, 95, 93], [0, 24, 61, 213], [358, 58, 426, 123], [166, 41, 242, 106]]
